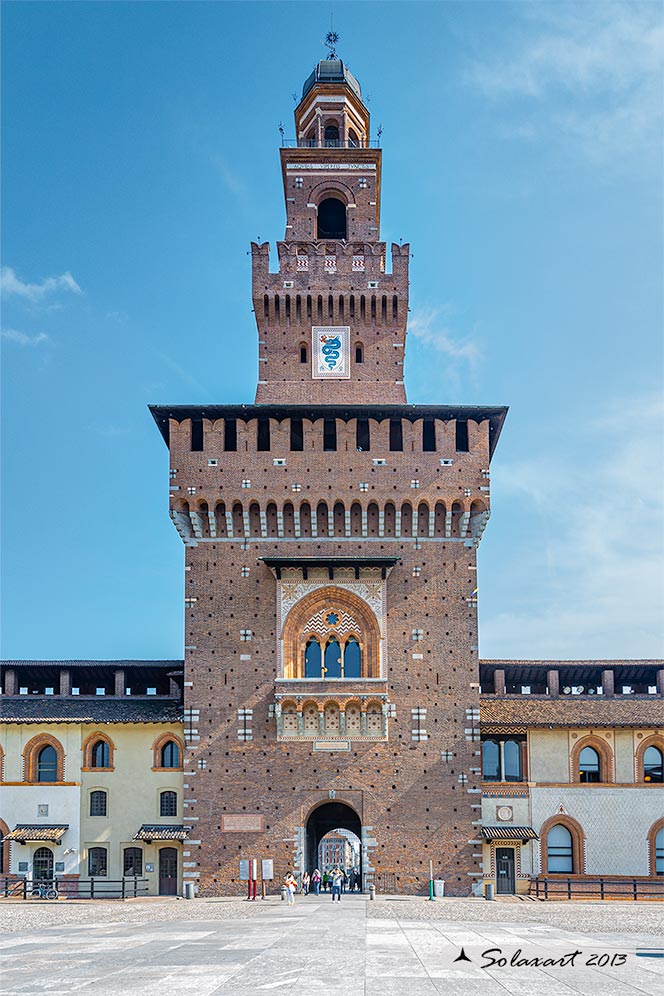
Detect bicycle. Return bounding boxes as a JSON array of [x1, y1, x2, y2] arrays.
[[30, 882, 58, 900]]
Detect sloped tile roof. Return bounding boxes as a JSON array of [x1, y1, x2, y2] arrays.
[[480, 696, 664, 729], [481, 826, 538, 841], [4, 825, 68, 843], [1, 660, 183, 669], [0, 697, 182, 724], [133, 825, 190, 842]]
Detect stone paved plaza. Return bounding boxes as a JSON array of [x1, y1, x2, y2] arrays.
[[1, 896, 663, 995]]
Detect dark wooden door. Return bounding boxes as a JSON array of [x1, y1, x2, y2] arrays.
[[159, 847, 178, 895], [496, 847, 516, 894]]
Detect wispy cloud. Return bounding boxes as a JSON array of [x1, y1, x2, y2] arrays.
[[1, 327, 49, 346], [0, 266, 82, 301], [409, 306, 481, 365], [482, 391, 664, 659], [153, 348, 209, 395], [465, 2, 664, 164]]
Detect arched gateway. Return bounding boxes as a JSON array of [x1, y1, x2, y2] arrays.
[[305, 801, 362, 885]]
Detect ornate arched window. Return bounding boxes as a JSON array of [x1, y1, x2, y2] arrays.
[[152, 734, 184, 771], [639, 740, 664, 783], [324, 702, 340, 733], [578, 746, 600, 782], [23, 734, 65, 783], [650, 823, 664, 875], [482, 740, 500, 781], [324, 123, 340, 146], [283, 586, 380, 679], [324, 638, 342, 678], [547, 825, 573, 873], [37, 745, 58, 782], [91, 741, 110, 768], [305, 638, 321, 677], [503, 740, 522, 782], [345, 701, 361, 734], [344, 637, 361, 678]]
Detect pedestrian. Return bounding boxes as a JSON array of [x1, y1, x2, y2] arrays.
[[311, 868, 321, 896], [330, 866, 343, 902], [354, 866, 361, 892], [348, 868, 356, 892], [323, 870, 329, 892], [284, 872, 297, 906], [301, 871, 310, 895]]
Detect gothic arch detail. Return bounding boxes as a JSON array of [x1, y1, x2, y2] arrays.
[[539, 813, 586, 875], [81, 732, 115, 771], [22, 733, 65, 783], [569, 734, 614, 783], [282, 586, 381, 679]]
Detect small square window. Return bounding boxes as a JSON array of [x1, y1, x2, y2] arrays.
[[359, 482, 369, 492], [412, 629, 423, 641], [240, 629, 252, 641], [208, 458, 218, 467], [72, 687, 80, 695], [412, 566, 422, 577], [241, 479, 251, 489], [458, 773, 468, 785], [410, 480, 420, 489], [187, 486, 196, 495], [198, 758, 207, 769], [291, 483, 302, 492], [241, 566, 250, 577], [96, 688, 106, 696], [19, 687, 28, 695], [169, 468, 177, 479], [147, 687, 157, 696], [273, 458, 286, 466], [440, 458, 454, 466], [45, 687, 54, 696], [359, 178, 367, 188], [463, 487, 471, 498], [295, 177, 303, 188], [372, 458, 386, 466]]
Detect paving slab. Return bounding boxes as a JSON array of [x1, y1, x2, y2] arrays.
[[0, 896, 662, 995]]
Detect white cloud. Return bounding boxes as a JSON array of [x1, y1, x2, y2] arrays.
[[481, 391, 664, 659], [0, 266, 82, 301], [466, 2, 664, 163], [1, 328, 49, 346], [408, 306, 481, 365]]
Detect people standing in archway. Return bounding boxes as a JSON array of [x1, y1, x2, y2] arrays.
[[330, 867, 343, 902], [311, 867, 321, 895], [301, 870, 310, 895]]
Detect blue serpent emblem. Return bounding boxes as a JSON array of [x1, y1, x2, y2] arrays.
[[320, 335, 342, 370]]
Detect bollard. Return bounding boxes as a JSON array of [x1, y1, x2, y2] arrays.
[[183, 882, 195, 900], [485, 883, 494, 901], [281, 885, 287, 901], [369, 884, 376, 901]]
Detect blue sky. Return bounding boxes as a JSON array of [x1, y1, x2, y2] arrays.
[[2, 1, 662, 662]]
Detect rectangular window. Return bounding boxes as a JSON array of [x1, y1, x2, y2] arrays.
[[90, 790, 107, 816], [290, 417, 304, 451], [257, 418, 270, 451], [356, 419, 370, 451], [191, 419, 204, 452], [123, 847, 143, 877], [389, 419, 403, 451], [455, 419, 469, 452], [88, 847, 108, 877], [160, 791, 178, 816], [422, 420, 436, 451], [224, 418, 237, 451], [323, 418, 337, 451]]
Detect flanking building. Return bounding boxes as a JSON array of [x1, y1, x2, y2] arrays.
[[1, 53, 662, 898]]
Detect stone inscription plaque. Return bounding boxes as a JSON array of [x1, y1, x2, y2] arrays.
[[221, 814, 265, 833], [313, 739, 351, 752]]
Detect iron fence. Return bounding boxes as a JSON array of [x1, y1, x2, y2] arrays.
[[532, 877, 664, 901], [2, 877, 150, 900]]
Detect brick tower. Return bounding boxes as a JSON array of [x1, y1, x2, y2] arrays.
[[151, 53, 507, 896]]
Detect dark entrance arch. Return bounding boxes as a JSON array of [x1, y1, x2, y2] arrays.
[[305, 801, 362, 885], [317, 198, 347, 240]]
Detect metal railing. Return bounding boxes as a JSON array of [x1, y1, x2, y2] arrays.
[[364, 871, 398, 894], [282, 139, 380, 149], [2, 877, 150, 900], [532, 877, 664, 901]]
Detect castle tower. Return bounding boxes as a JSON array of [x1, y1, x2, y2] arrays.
[[151, 51, 507, 896]]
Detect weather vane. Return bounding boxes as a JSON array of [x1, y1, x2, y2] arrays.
[[324, 29, 339, 59]]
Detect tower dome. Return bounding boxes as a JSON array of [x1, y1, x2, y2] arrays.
[[301, 59, 362, 101]]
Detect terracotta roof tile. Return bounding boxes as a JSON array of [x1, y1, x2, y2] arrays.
[[480, 696, 664, 729]]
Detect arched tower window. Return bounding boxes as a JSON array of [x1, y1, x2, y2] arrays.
[[348, 128, 360, 148], [91, 741, 110, 768], [324, 123, 340, 146], [644, 745, 663, 783], [317, 198, 347, 240], [482, 740, 500, 781]]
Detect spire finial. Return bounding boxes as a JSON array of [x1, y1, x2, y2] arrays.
[[324, 18, 339, 60]]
